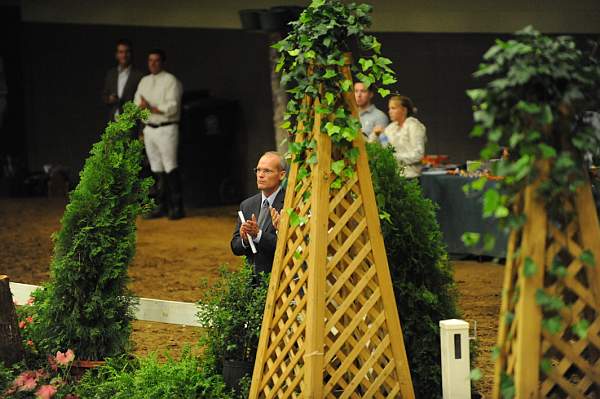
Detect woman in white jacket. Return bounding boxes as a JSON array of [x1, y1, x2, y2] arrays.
[[370, 95, 427, 178]]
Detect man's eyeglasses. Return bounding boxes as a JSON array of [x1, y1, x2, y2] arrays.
[[254, 167, 276, 175]]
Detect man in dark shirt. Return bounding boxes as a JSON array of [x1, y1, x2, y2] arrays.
[[231, 151, 286, 274], [102, 39, 144, 121]]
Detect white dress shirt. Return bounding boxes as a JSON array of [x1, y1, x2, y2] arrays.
[[117, 65, 131, 98], [134, 70, 182, 124], [375, 117, 427, 178]]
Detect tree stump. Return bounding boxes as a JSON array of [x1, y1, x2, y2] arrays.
[[0, 275, 24, 365]]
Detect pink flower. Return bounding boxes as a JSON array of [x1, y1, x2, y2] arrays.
[[26, 316, 34, 323], [55, 349, 75, 366], [14, 370, 37, 391], [27, 296, 35, 305], [64, 394, 80, 399], [26, 339, 34, 347], [47, 355, 58, 371], [19, 320, 26, 329], [35, 384, 57, 399]]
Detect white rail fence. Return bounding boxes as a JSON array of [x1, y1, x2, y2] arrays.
[[10, 282, 201, 327]]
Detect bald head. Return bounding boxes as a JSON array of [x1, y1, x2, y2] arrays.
[[255, 151, 287, 196]]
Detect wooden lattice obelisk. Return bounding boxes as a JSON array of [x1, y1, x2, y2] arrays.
[[493, 163, 600, 398], [249, 60, 415, 398]]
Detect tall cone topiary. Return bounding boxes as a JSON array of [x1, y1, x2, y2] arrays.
[[30, 103, 152, 360]]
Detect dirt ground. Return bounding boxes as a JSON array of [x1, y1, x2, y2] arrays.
[[0, 198, 503, 397]]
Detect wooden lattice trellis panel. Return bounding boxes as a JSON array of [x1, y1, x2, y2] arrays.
[[249, 64, 415, 399], [493, 164, 600, 398]]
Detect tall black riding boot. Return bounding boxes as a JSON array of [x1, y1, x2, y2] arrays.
[[146, 172, 168, 218], [166, 168, 185, 220]]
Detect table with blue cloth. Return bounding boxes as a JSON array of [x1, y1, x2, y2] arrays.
[[419, 173, 508, 258]]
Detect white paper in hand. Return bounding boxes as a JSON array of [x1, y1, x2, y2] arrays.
[[238, 211, 257, 254]]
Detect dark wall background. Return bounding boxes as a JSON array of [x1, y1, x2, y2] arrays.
[[17, 23, 594, 199], [21, 23, 275, 197]]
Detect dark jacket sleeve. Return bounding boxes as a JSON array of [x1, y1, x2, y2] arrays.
[[231, 214, 253, 257], [102, 69, 114, 105]]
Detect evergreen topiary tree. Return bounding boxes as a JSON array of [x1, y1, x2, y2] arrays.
[[367, 142, 461, 398], [30, 103, 152, 360]]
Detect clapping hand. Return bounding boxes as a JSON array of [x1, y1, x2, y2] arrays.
[[240, 214, 260, 242], [270, 207, 281, 231]]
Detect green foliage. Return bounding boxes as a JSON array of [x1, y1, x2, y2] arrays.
[[197, 262, 269, 371], [0, 361, 16, 394], [75, 349, 232, 399], [29, 103, 152, 360], [367, 143, 460, 398], [468, 27, 600, 387], [467, 26, 600, 237], [273, 0, 397, 197]]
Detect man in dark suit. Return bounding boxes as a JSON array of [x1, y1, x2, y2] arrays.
[[231, 151, 286, 274], [102, 39, 144, 121]]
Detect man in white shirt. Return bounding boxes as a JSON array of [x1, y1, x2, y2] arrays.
[[134, 49, 184, 220], [354, 82, 389, 138], [102, 39, 143, 121]]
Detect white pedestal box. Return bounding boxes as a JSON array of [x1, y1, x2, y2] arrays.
[[440, 319, 471, 399]]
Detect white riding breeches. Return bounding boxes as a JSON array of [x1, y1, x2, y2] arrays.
[[143, 124, 179, 173]]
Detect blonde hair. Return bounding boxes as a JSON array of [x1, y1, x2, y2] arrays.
[[389, 95, 417, 117]]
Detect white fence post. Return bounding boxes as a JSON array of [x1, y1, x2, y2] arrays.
[[440, 319, 471, 399]]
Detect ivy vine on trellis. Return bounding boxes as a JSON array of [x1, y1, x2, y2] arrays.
[[466, 26, 600, 397], [273, 0, 397, 220]]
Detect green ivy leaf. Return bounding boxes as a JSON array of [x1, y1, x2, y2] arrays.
[[491, 346, 501, 361], [286, 208, 307, 228], [540, 358, 553, 375], [470, 368, 483, 381], [538, 143, 557, 159], [340, 79, 353, 91], [347, 147, 360, 164], [331, 177, 342, 189], [323, 69, 337, 79], [500, 373, 515, 399], [297, 166, 309, 181], [523, 257, 537, 277], [377, 88, 390, 98], [306, 153, 317, 165], [542, 315, 563, 335], [379, 210, 392, 223], [331, 160, 345, 175], [325, 122, 341, 136], [572, 319, 590, 339], [535, 289, 565, 311], [358, 58, 373, 71], [325, 92, 335, 105], [580, 250, 596, 267], [504, 311, 514, 325], [494, 206, 509, 218], [483, 188, 500, 217], [382, 73, 397, 85], [516, 100, 540, 114], [461, 232, 480, 247], [483, 233, 496, 252]]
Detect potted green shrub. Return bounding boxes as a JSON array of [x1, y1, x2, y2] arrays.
[[366, 142, 462, 398], [197, 262, 269, 393], [28, 103, 152, 361]]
